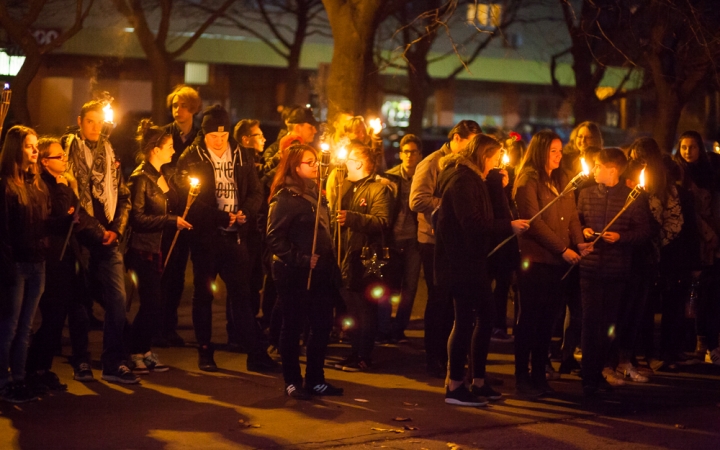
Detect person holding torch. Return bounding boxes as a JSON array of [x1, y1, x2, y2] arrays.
[[63, 100, 136, 384], [126, 120, 192, 375], [576, 148, 653, 396]]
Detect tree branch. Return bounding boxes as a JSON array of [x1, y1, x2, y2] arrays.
[[169, 0, 235, 58]]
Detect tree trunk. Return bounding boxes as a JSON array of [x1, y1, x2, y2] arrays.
[[653, 86, 682, 153], [285, 46, 302, 105], [150, 58, 172, 125], [8, 52, 41, 126], [323, 0, 382, 119]]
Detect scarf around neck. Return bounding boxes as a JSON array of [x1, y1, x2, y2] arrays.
[[66, 134, 118, 223]]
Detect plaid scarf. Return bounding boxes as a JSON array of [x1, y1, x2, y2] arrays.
[[66, 133, 118, 222]]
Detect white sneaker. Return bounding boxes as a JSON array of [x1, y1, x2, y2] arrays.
[[143, 351, 169, 372], [707, 348, 720, 366], [130, 354, 149, 374], [616, 363, 648, 383], [602, 367, 626, 386]]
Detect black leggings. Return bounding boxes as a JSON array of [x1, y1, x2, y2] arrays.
[[447, 282, 495, 382], [128, 250, 163, 355]]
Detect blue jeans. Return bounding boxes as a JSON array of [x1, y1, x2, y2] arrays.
[[88, 245, 128, 371], [0, 262, 45, 386], [377, 239, 422, 337]]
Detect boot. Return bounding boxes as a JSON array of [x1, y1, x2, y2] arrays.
[[198, 345, 218, 372]]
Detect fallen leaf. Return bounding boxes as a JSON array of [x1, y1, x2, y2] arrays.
[[251, 424, 261, 428], [403, 426, 419, 431], [372, 427, 389, 432], [371, 427, 405, 434], [393, 417, 412, 422], [354, 398, 369, 403]]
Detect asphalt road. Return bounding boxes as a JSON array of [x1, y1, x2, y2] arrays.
[[2, 273, 719, 449]]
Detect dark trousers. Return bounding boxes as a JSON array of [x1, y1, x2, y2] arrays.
[[88, 245, 128, 370], [190, 232, 261, 355], [447, 281, 494, 381], [420, 243, 454, 366], [378, 238, 422, 336], [616, 263, 653, 361], [489, 265, 514, 330], [227, 230, 265, 344], [26, 254, 89, 372], [344, 287, 378, 359], [127, 250, 163, 354], [561, 269, 582, 362], [514, 263, 566, 381], [580, 276, 626, 386], [277, 271, 333, 386], [696, 265, 720, 349], [660, 272, 691, 359], [160, 231, 189, 336]]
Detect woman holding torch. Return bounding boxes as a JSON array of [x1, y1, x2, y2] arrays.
[[512, 130, 588, 397], [266, 144, 343, 399], [126, 120, 192, 375]]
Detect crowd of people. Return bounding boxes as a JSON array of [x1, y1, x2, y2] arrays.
[[1, 84, 719, 406]]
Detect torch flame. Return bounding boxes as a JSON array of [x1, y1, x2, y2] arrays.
[[320, 142, 330, 152], [639, 168, 645, 188], [103, 103, 114, 123], [336, 146, 348, 162], [368, 118, 382, 135], [581, 158, 590, 176], [189, 177, 200, 188], [3, 83, 8, 90], [502, 153, 510, 166]]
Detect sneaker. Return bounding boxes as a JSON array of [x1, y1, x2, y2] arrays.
[[470, 383, 502, 400], [545, 364, 561, 380], [247, 352, 280, 373], [198, 346, 218, 372], [515, 379, 543, 397], [307, 382, 344, 396], [285, 383, 311, 400], [334, 354, 358, 370], [342, 357, 371, 372], [707, 347, 720, 366], [101, 365, 140, 384], [602, 367, 626, 386], [130, 354, 150, 374], [445, 386, 488, 407], [558, 358, 581, 374], [143, 352, 169, 372], [30, 371, 67, 391], [1, 381, 39, 403], [73, 362, 95, 382], [616, 363, 648, 383], [490, 328, 514, 343]]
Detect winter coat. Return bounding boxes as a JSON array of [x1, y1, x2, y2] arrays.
[[176, 135, 263, 242], [0, 173, 48, 265], [337, 174, 393, 291], [434, 154, 512, 288], [127, 161, 180, 255], [266, 182, 341, 287], [577, 183, 653, 279], [409, 143, 451, 244], [514, 167, 584, 266], [486, 168, 520, 271]]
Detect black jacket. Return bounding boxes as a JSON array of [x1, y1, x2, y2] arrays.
[[577, 183, 653, 279], [163, 121, 199, 167], [338, 174, 393, 290], [176, 135, 263, 241], [434, 156, 512, 288], [0, 173, 48, 265], [128, 161, 180, 254], [266, 184, 340, 286]]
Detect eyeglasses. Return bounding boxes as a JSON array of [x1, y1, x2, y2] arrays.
[[400, 150, 419, 155], [44, 152, 68, 161], [300, 160, 319, 167]]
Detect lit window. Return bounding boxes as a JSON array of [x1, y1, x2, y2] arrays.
[[184, 62, 209, 85], [467, 3, 502, 28], [0, 51, 26, 76]]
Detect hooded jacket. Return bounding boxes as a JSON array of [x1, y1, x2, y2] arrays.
[[409, 143, 451, 244], [176, 133, 263, 241], [434, 153, 512, 288]]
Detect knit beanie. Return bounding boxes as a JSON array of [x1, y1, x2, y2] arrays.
[[201, 105, 231, 134]]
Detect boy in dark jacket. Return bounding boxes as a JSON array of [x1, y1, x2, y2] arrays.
[[576, 148, 652, 396]]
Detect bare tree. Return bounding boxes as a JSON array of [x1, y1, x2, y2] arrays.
[[208, 0, 329, 105], [110, 0, 234, 124], [0, 0, 94, 124]]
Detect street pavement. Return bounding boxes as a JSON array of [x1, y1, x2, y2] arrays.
[[1, 274, 719, 449]]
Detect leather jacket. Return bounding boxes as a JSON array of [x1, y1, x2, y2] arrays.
[[176, 134, 263, 241], [127, 161, 179, 254]]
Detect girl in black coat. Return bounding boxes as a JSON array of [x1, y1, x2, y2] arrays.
[[435, 135, 529, 407], [127, 120, 192, 375], [266, 144, 343, 399]]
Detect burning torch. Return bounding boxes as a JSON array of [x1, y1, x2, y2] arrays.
[[165, 177, 200, 268], [307, 143, 333, 289], [335, 145, 349, 266]]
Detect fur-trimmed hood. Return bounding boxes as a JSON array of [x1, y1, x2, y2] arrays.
[[439, 152, 484, 179]]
